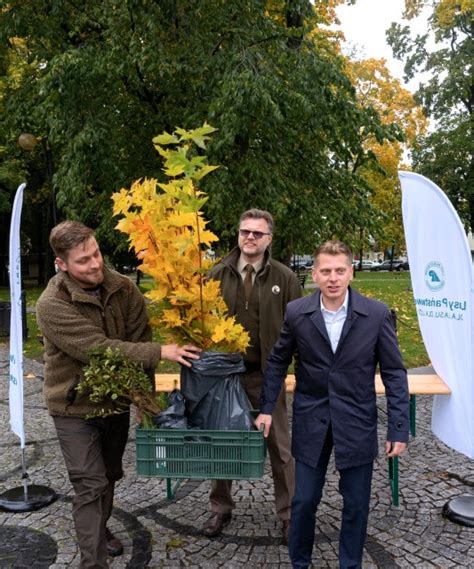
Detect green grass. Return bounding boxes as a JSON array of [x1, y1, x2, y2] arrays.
[[0, 271, 429, 370], [0, 283, 45, 361], [347, 271, 428, 369]]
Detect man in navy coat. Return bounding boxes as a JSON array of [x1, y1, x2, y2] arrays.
[[256, 240, 409, 569]]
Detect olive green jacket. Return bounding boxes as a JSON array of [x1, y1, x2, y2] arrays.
[[209, 247, 302, 369], [36, 267, 161, 417]]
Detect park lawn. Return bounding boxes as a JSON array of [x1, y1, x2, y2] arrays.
[[0, 283, 44, 360], [0, 271, 429, 370], [351, 271, 429, 369]]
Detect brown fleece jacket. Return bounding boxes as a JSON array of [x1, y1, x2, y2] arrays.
[[36, 267, 162, 417]]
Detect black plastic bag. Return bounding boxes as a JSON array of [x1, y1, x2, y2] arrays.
[[153, 389, 188, 429], [180, 351, 254, 430]]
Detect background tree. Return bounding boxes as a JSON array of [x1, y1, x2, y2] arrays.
[[387, 0, 473, 231], [1, 0, 403, 264], [0, 36, 54, 283], [346, 57, 427, 262]]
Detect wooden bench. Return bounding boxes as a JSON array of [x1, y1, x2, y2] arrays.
[[285, 372, 450, 432], [155, 370, 451, 506], [156, 371, 450, 402]]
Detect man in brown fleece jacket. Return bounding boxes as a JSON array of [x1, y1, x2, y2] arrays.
[[36, 221, 200, 569]]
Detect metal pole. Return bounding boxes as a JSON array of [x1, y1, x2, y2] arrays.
[[21, 447, 29, 501]]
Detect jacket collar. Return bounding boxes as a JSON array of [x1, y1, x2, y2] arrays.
[[304, 287, 368, 353], [302, 287, 369, 316]]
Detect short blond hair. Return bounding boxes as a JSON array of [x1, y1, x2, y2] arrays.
[[313, 240, 353, 266]]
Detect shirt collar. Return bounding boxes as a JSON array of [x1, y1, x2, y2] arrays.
[[238, 255, 264, 275], [320, 290, 349, 315]]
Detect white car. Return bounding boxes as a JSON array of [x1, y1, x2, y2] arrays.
[[353, 259, 375, 270]]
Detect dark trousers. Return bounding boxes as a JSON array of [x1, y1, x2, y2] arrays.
[[53, 412, 130, 569], [210, 369, 294, 521], [289, 427, 373, 569]]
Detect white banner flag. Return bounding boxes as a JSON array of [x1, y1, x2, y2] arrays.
[[400, 171, 473, 459], [8, 183, 26, 449]]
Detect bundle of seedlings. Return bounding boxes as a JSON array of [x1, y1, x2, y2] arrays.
[[78, 346, 168, 428]]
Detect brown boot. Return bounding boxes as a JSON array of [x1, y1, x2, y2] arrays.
[[105, 528, 124, 557], [202, 512, 232, 537]]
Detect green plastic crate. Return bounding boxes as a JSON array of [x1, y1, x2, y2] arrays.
[[136, 428, 266, 479]]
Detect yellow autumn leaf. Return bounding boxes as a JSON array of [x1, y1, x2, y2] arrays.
[[162, 308, 186, 326], [112, 124, 250, 353]]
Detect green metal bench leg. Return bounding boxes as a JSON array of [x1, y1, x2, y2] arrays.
[[388, 456, 399, 507], [166, 478, 184, 500], [387, 392, 412, 507], [410, 395, 416, 437]]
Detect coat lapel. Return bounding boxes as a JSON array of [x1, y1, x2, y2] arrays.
[[307, 291, 332, 348]]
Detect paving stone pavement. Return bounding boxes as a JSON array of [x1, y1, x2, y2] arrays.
[[1, 347, 473, 568]]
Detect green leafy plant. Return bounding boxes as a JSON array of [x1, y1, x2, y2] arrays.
[[77, 347, 164, 427]]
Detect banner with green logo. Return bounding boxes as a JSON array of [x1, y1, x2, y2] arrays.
[[400, 171, 473, 459]]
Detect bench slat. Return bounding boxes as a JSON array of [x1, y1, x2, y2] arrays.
[[375, 374, 451, 395], [155, 372, 451, 395]]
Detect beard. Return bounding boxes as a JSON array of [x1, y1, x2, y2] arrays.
[[72, 268, 105, 289]]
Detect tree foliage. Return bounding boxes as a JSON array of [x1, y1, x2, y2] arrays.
[[387, 0, 473, 230], [0, 0, 405, 261], [346, 57, 427, 256]]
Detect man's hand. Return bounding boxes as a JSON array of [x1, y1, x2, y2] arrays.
[[255, 413, 272, 438], [161, 344, 201, 367], [385, 441, 407, 458]]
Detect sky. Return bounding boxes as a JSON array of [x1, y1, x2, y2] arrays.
[[335, 0, 431, 92]]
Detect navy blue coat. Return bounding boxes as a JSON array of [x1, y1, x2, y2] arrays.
[[260, 288, 409, 470]]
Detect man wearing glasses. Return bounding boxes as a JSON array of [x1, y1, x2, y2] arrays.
[[203, 208, 302, 543]]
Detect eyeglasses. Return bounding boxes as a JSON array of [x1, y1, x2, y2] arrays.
[[239, 229, 272, 240]]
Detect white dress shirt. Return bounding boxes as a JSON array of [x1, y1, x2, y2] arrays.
[[320, 292, 349, 353]]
